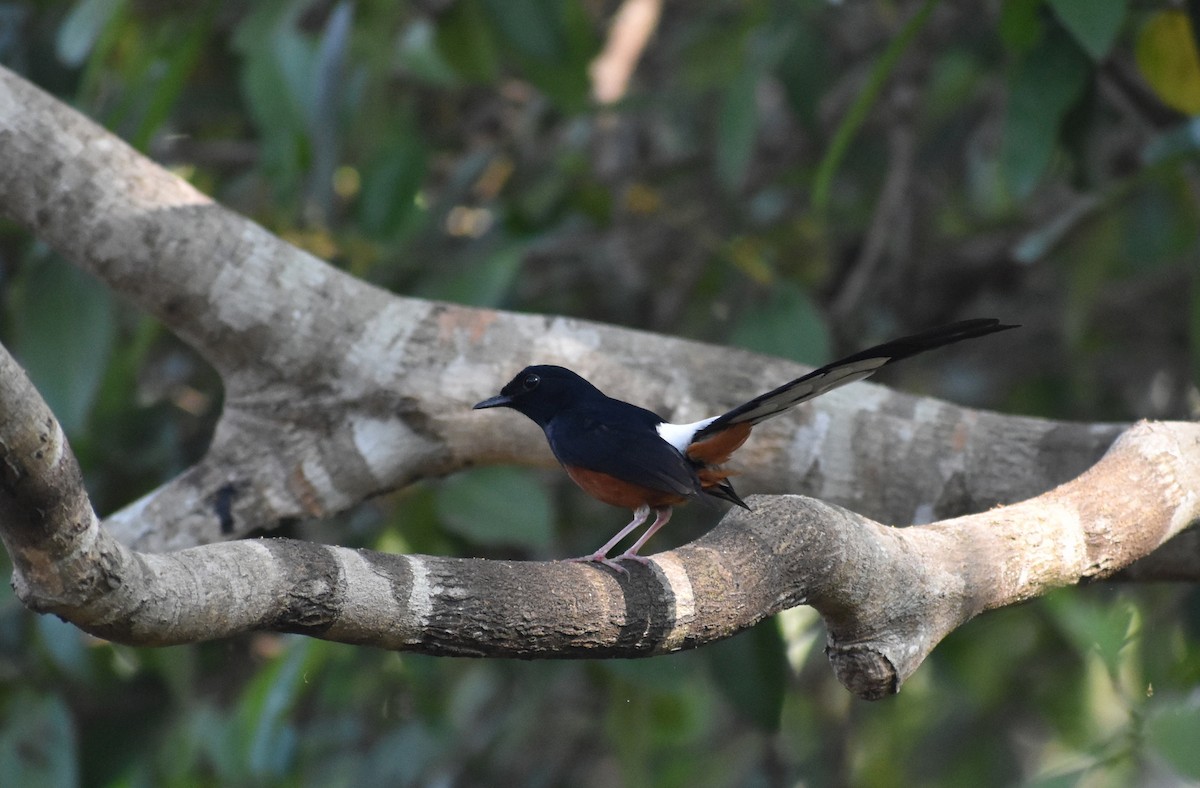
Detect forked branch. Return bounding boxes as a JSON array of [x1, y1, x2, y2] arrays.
[[1, 65, 1197, 701], [2, 339, 1197, 698]]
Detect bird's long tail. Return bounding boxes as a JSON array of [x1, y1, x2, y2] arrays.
[[690, 318, 1017, 443]]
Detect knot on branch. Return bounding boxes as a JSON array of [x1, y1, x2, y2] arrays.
[[826, 642, 899, 700]]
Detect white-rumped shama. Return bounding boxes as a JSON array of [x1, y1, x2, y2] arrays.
[[474, 318, 1016, 573]]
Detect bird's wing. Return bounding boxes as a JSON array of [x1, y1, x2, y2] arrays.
[[547, 411, 701, 499], [692, 318, 1016, 443]]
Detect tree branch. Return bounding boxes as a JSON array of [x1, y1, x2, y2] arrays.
[[2, 338, 1195, 698], [1, 65, 1196, 701], [0, 66, 1124, 553]]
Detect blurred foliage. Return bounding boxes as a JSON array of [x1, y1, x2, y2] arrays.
[[1, 0, 1199, 785]]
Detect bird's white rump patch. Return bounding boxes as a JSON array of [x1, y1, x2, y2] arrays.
[[656, 417, 718, 452]]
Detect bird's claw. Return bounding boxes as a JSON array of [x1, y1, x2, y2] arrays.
[[567, 553, 634, 575]]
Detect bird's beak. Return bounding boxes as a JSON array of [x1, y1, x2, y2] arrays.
[[473, 394, 513, 410]]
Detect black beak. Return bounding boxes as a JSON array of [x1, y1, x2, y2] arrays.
[[473, 394, 513, 410]]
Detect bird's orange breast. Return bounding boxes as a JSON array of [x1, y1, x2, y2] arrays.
[[562, 465, 689, 509]]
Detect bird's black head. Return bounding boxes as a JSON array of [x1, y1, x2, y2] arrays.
[[473, 365, 604, 427]]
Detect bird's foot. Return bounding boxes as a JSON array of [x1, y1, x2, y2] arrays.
[[567, 553, 629, 575], [613, 551, 652, 567]]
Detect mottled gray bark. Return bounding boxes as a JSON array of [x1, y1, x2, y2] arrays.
[[0, 65, 1195, 700]]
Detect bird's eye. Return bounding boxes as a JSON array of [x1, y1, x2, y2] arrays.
[[522, 373, 541, 391]]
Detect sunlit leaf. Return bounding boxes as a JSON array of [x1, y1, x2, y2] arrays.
[[1048, 0, 1127, 61], [435, 466, 555, 549], [1135, 10, 1200, 115]]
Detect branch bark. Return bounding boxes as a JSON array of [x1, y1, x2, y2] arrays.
[[1, 65, 1196, 700]]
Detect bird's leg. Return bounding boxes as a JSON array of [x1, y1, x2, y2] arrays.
[[615, 506, 673, 566], [568, 504, 651, 574]]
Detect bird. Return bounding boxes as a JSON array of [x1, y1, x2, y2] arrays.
[[473, 318, 1016, 573]]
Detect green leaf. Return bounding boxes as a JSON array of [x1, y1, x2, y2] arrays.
[[359, 138, 429, 240], [925, 49, 985, 125], [55, 0, 124, 67], [229, 638, 327, 780], [397, 18, 459, 86], [705, 620, 788, 732], [488, 0, 596, 111], [232, 4, 317, 197], [1145, 694, 1200, 779], [1000, 27, 1091, 199], [1043, 591, 1138, 678], [418, 246, 524, 307], [999, 0, 1045, 54], [1048, 0, 1127, 61], [716, 66, 759, 192], [812, 0, 938, 211], [0, 692, 78, 787], [482, 0, 564, 62], [729, 282, 830, 366], [12, 255, 116, 436], [436, 0, 501, 83], [1135, 10, 1200, 115], [1121, 175, 1200, 272], [435, 466, 555, 550], [130, 7, 215, 150], [776, 23, 831, 130]]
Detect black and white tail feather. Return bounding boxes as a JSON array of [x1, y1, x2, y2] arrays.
[[655, 318, 1017, 453]]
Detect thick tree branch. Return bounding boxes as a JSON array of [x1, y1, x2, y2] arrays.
[[2, 339, 1195, 698], [2, 66, 1198, 700]]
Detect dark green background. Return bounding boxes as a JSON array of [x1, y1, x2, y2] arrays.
[[1, 1, 1199, 784]]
